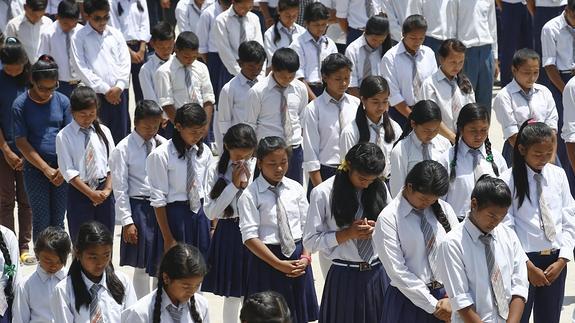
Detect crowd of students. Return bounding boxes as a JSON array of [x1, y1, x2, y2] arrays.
[[0, 0, 574, 322]]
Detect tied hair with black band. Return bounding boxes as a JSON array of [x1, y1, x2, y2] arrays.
[[0, 230, 14, 308], [240, 291, 292, 323], [393, 100, 442, 148], [272, 0, 300, 45], [437, 39, 473, 95], [0, 37, 31, 87]]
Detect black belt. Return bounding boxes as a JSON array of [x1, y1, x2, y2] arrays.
[[427, 281, 444, 290], [331, 259, 381, 271], [130, 195, 150, 201], [527, 248, 559, 256], [559, 69, 574, 75]]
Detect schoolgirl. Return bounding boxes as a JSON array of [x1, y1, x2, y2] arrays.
[[240, 291, 292, 323], [263, 0, 305, 71]]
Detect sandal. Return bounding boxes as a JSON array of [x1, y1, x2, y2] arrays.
[[20, 251, 37, 266]]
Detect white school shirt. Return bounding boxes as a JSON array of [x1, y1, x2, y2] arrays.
[[0, 1, 20, 34], [381, 41, 437, 108], [109, 0, 150, 42], [345, 35, 383, 88], [71, 23, 131, 94], [56, 120, 115, 183], [304, 176, 392, 262], [154, 56, 215, 109], [238, 175, 308, 244], [302, 92, 359, 172], [339, 115, 403, 179], [438, 140, 508, 220], [381, 0, 417, 42], [4, 14, 52, 61], [322, 0, 347, 46], [373, 193, 459, 314], [536, 0, 567, 6], [492, 79, 558, 140], [263, 21, 306, 67], [246, 74, 308, 147], [146, 140, 213, 208], [122, 290, 210, 323], [203, 158, 257, 220], [411, 0, 456, 41], [389, 131, 451, 197], [212, 7, 263, 75], [176, 0, 213, 34], [335, 0, 383, 30], [46, 0, 61, 15], [290, 31, 338, 84], [110, 132, 168, 226], [455, 0, 498, 59], [437, 218, 529, 323], [420, 69, 476, 133], [0, 226, 20, 316], [562, 76, 575, 142], [38, 21, 81, 82], [196, 1, 225, 54], [501, 165, 575, 260], [138, 53, 169, 103], [541, 12, 575, 71], [13, 267, 66, 323], [51, 270, 137, 323]]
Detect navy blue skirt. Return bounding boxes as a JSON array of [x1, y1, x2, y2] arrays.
[[207, 52, 232, 104], [320, 260, 390, 323], [201, 217, 248, 297], [245, 241, 319, 323], [382, 285, 447, 323], [120, 199, 157, 271]]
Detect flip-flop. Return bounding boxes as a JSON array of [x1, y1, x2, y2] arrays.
[[20, 252, 37, 266]]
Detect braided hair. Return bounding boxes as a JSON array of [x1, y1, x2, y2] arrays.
[[240, 291, 292, 323], [356, 76, 396, 144], [0, 230, 15, 307]]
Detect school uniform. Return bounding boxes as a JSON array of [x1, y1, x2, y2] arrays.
[[345, 35, 383, 89], [420, 69, 476, 134], [534, 0, 566, 60], [146, 140, 213, 276], [263, 21, 306, 68], [501, 165, 575, 323], [0, 1, 19, 34], [197, 1, 226, 103], [381, 0, 416, 42], [335, 0, 383, 45], [12, 91, 72, 240], [498, 0, 533, 86], [13, 267, 66, 323], [437, 140, 508, 220], [380, 41, 437, 127], [436, 217, 529, 323], [176, 0, 212, 34], [246, 74, 308, 184], [110, 132, 167, 275], [55, 120, 116, 242], [37, 21, 82, 97], [122, 290, 210, 322], [4, 14, 52, 62], [303, 177, 391, 322], [290, 31, 338, 96], [0, 225, 21, 323], [374, 193, 458, 323], [389, 131, 451, 197], [456, 0, 498, 110], [237, 175, 319, 323], [321, 0, 348, 54], [139, 53, 169, 104], [493, 79, 558, 165], [412, 0, 457, 52], [50, 270, 137, 323], [71, 22, 131, 144], [201, 158, 256, 298], [339, 115, 403, 180], [562, 76, 575, 153]]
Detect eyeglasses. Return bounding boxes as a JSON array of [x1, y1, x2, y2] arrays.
[[92, 14, 110, 22], [35, 81, 60, 92]]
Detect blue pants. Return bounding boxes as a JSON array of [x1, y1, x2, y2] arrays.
[[286, 145, 304, 184], [346, 27, 364, 46], [57, 81, 78, 98], [98, 91, 130, 144], [534, 5, 565, 87], [23, 161, 67, 242], [128, 42, 146, 105], [463, 44, 494, 111], [499, 2, 533, 87], [66, 182, 115, 243], [389, 106, 408, 130]]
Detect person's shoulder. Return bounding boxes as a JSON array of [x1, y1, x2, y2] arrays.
[[345, 93, 360, 106], [442, 221, 465, 244], [542, 14, 563, 32], [11, 91, 28, 108], [52, 91, 70, 104], [192, 59, 209, 71], [291, 78, 307, 91]]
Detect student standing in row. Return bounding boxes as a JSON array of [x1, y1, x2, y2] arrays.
[[413, 0, 457, 53], [5, 0, 52, 62], [498, 0, 533, 87], [263, 0, 304, 72], [239, 291, 292, 323], [175, 0, 212, 34], [335, 0, 382, 45]]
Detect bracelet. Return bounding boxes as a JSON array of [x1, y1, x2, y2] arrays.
[[300, 255, 312, 263]]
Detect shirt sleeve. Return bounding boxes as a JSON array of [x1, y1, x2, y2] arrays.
[[11, 99, 26, 139], [217, 83, 233, 137], [335, 0, 349, 19], [199, 63, 215, 104], [389, 144, 404, 197], [120, 273, 138, 310], [302, 102, 321, 172], [382, 0, 402, 41], [154, 67, 174, 108], [56, 131, 80, 182], [543, 88, 559, 131], [559, 170, 575, 261], [138, 64, 158, 102], [175, 1, 189, 32], [4, 20, 16, 38], [11, 277, 30, 323], [563, 80, 575, 142], [146, 150, 170, 208], [381, 54, 405, 107], [238, 187, 261, 242], [492, 90, 519, 140], [114, 31, 131, 90], [203, 162, 240, 220], [71, 33, 112, 94], [290, 41, 306, 80], [297, 184, 309, 232], [109, 145, 133, 226], [37, 28, 50, 57], [510, 229, 529, 301], [245, 88, 261, 130], [345, 45, 360, 88], [436, 238, 475, 312], [339, 124, 356, 158], [303, 185, 339, 253], [197, 12, 211, 54], [541, 25, 557, 67], [50, 284, 75, 323]]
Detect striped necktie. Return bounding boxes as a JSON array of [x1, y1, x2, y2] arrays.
[[281, 26, 295, 44], [354, 191, 374, 263], [406, 51, 422, 99], [145, 140, 153, 156], [448, 78, 461, 123], [518, 89, 535, 120], [236, 15, 247, 44], [247, 78, 258, 88], [166, 304, 184, 323], [362, 44, 376, 82], [80, 127, 100, 190], [421, 142, 431, 160], [469, 149, 481, 181], [566, 26, 575, 68], [276, 85, 292, 141], [534, 173, 556, 241], [65, 31, 78, 80], [330, 98, 345, 134], [268, 185, 296, 257], [89, 284, 103, 323], [413, 209, 438, 279], [369, 123, 384, 148], [312, 37, 326, 80], [186, 148, 202, 213], [479, 234, 509, 320]]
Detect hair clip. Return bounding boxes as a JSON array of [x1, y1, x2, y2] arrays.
[[527, 118, 537, 124], [485, 154, 494, 162], [337, 160, 349, 172], [3, 263, 15, 278], [5, 37, 18, 44]]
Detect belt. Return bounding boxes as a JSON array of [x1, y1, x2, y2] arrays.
[[308, 82, 323, 87], [130, 195, 150, 201], [331, 259, 381, 271], [62, 80, 81, 85], [427, 281, 444, 290], [528, 248, 559, 256], [126, 40, 141, 46], [559, 69, 574, 75]]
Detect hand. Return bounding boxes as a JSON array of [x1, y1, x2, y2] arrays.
[[3, 151, 23, 171], [274, 259, 306, 278], [344, 218, 375, 240], [51, 169, 65, 186], [43, 166, 58, 181], [160, 0, 170, 8], [527, 262, 550, 287], [264, 17, 274, 28], [161, 117, 169, 129], [231, 161, 249, 189], [88, 190, 105, 205], [433, 298, 452, 322], [494, 59, 500, 80], [544, 258, 567, 284], [163, 236, 177, 254], [122, 224, 138, 244], [105, 87, 122, 105]]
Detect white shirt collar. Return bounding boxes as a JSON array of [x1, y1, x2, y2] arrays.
[[36, 266, 66, 282], [80, 270, 107, 293], [255, 174, 286, 193]]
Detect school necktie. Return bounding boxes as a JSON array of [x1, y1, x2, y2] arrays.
[[448, 78, 461, 123], [268, 185, 296, 257], [281, 26, 295, 44], [469, 149, 481, 181], [89, 284, 103, 323], [186, 148, 202, 213], [479, 234, 509, 320], [183, 66, 196, 102], [166, 304, 184, 323], [406, 51, 422, 100], [276, 85, 292, 141], [330, 98, 345, 134], [65, 31, 78, 80], [247, 78, 258, 88], [369, 123, 384, 148], [413, 209, 438, 279], [421, 142, 431, 160], [354, 192, 374, 263], [312, 37, 325, 80], [145, 140, 153, 156], [534, 173, 556, 241], [236, 15, 247, 44], [80, 127, 100, 190], [362, 44, 377, 82], [518, 89, 535, 120], [364, 0, 374, 19]]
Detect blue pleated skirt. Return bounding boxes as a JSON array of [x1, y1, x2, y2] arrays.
[[245, 241, 319, 323], [201, 217, 248, 297], [119, 199, 157, 272], [381, 285, 447, 323]]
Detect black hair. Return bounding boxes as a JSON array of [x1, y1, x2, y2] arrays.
[[25, 0, 47, 11], [450, 103, 499, 181], [256, 136, 292, 161], [0, 38, 30, 87], [31, 54, 59, 83], [153, 243, 208, 323], [364, 14, 392, 57], [70, 86, 110, 157], [173, 103, 207, 159], [273, 0, 300, 44], [404, 160, 451, 232], [321, 53, 352, 76], [240, 291, 292, 323], [68, 222, 125, 312], [331, 143, 387, 227], [134, 100, 164, 123], [567, 0, 575, 11], [57, 0, 80, 19], [402, 14, 427, 35], [209, 123, 257, 217], [83, 0, 110, 14], [116, 0, 143, 16], [271, 47, 299, 73], [512, 48, 540, 69], [512, 121, 555, 207], [238, 40, 266, 64], [355, 76, 395, 144], [175, 31, 199, 51], [437, 39, 473, 95], [0, 231, 15, 308], [303, 2, 329, 23], [394, 100, 442, 147], [151, 21, 175, 41], [471, 176, 512, 210], [34, 226, 72, 265]]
